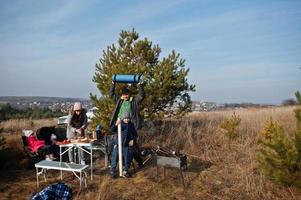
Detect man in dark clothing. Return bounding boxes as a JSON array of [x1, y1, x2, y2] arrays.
[[110, 112, 137, 178], [109, 83, 145, 130], [36, 126, 56, 145], [109, 82, 145, 167], [36, 126, 67, 145]]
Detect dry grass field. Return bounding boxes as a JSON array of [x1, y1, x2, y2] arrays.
[[0, 106, 300, 200]]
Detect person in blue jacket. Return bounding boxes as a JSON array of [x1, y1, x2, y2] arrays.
[[110, 112, 137, 178]]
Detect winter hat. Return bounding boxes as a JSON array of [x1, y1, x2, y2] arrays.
[[23, 129, 33, 137], [121, 87, 130, 95], [73, 102, 82, 111], [122, 112, 131, 120]]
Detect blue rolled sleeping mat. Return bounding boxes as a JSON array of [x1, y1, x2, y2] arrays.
[[112, 74, 142, 83]]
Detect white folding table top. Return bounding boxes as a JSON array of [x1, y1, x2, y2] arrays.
[[35, 160, 88, 172]]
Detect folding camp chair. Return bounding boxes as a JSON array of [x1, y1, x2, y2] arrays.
[[21, 135, 44, 164]]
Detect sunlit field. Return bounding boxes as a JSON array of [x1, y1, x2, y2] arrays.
[[0, 106, 300, 200]]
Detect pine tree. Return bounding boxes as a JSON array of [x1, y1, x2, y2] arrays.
[[256, 91, 301, 187], [220, 112, 241, 140], [295, 91, 301, 129], [91, 29, 195, 131], [294, 91, 301, 174]]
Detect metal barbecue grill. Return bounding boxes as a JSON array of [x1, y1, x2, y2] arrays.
[[153, 146, 187, 187]]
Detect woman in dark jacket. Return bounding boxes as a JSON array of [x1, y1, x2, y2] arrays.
[[67, 102, 88, 139], [66, 102, 88, 163]]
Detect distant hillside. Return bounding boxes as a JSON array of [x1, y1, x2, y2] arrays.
[[0, 96, 92, 111], [192, 100, 275, 112], [0, 96, 90, 103]]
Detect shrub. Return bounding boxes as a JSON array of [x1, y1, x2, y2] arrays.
[[259, 117, 278, 141], [220, 112, 241, 139], [256, 92, 301, 187]]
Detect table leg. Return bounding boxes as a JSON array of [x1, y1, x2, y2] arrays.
[[59, 146, 62, 162], [60, 146, 62, 179], [105, 150, 108, 169], [91, 148, 93, 181], [180, 170, 185, 188], [77, 146, 80, 164], [36, 167, 39, 189], [80, 171, 82, 190], [43, 169, 47, 182], [84, 171, 87, 187], [104, 137, 108, 168]]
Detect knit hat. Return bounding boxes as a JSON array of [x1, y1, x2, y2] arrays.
[[74, 102, 82, 111], [23, 129, 33, 137], [122, 112, 131, 120], [121, 87, 130, 95]]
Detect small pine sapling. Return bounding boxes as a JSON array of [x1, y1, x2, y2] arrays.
[[256, 91, 301, 188], [220, 112, 241, 140]]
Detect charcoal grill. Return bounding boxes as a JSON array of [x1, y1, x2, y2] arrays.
[[154, 146, 187, 187]]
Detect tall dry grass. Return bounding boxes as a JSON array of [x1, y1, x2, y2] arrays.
[[0, 118, 57, 134], [92, 106, 300, 200], [1, 106, 300, 199], [67, 106, 300, 200], [140, 106, 299, 199], [0, 118, 58, 170]]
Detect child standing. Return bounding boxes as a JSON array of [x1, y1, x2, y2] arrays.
[[110, 112, 137, 178]]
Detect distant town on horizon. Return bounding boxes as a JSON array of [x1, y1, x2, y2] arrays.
[[0, 96, 281, 113]]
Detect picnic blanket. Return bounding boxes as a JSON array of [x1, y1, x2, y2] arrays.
[[31, 182, 72, 200]]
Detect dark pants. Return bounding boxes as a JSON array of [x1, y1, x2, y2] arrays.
[[37, 145, 59, 157], [111, 145, 131, 173], [130, 142, 143, 166]]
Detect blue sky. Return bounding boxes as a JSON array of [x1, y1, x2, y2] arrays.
[[0, 0, 300, 104]]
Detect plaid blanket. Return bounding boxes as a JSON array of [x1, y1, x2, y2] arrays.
[[31, 182, 72, 200]]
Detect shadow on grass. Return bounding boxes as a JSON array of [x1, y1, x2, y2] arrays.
[[0, 148, 25, 169], [187, 158, 212, 173], [93, 168, 110, 176]]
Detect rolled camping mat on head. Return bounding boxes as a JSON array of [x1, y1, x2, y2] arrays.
[[112, 74, 142, 83]]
